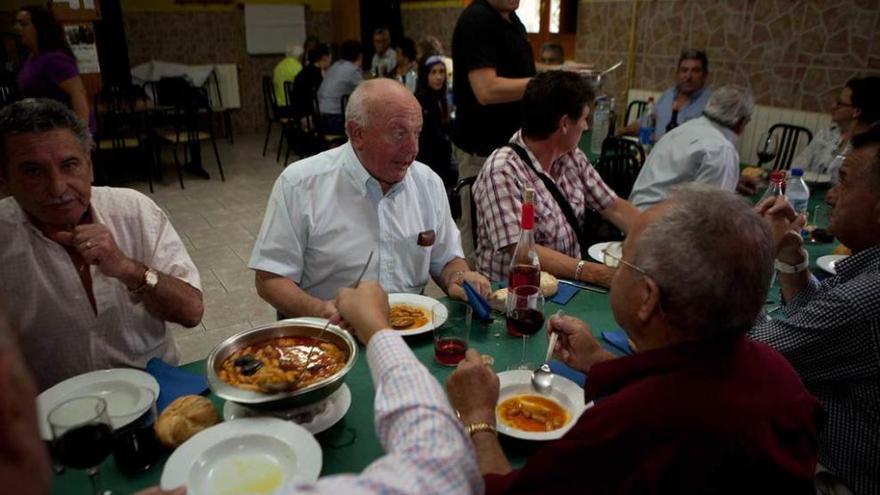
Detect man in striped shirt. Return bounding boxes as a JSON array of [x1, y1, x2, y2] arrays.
[[752, 126, 880, 494], [473, 71, 639, 287]]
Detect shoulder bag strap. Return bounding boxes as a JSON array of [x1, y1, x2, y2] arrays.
[[507, 143, 589, 259]]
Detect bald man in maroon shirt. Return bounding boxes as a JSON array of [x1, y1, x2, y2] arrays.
[[448, 184, 822, 494]]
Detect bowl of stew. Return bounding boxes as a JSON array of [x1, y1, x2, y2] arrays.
[[206, 318, 358, 410]]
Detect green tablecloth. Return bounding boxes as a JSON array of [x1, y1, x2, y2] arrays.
[[52, 192, 837, 494]]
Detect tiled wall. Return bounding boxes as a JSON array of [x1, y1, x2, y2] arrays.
[[123, 8, 333, 133], [576, 0, 880, 115], [401, 6, 464, 54]]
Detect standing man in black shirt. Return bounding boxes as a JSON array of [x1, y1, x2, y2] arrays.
[[452, 0, 536, 258]]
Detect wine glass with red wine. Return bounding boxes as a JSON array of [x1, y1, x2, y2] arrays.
[[506, 284, 545, 370], [48, 396, 115, 495], [756, 131, 779, 167]]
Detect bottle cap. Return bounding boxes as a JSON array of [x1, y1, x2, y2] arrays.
[[790, 168, 804, 177]]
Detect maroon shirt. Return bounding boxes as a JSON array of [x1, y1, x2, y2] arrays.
[[486, 335, 822, 494]]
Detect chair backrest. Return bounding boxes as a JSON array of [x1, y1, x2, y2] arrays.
[[767, 123, 814, 171], [593, 152, 642, 202], [0, 80, 18, 108], [94, 85, 144, 149], [283, 80, 297, 119], [601, 136, 645, 164], [625, 100, 648, 125], [262, 75, 278, 120], [453, 176, 478, 250]]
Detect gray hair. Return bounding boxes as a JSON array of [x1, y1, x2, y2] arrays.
[[345, 82, 371, 135], [703, 85, 754, 129], [0, 98, 94, 173], [632, 184, 773, 338]]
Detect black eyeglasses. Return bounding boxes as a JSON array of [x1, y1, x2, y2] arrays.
[[834, 100, 854, 108]]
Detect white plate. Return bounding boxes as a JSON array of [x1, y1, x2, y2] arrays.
[[223, 384, 351, 434], [161, 417, 322, 495], [387, 293, 443, 336], [37, 368, 159, 440], [495, 370, 587, 441], [817, 254, 848, 275], [587, 241, 619, 263]]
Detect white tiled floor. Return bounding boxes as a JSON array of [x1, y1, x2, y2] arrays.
[[122, 132, 443, 364]]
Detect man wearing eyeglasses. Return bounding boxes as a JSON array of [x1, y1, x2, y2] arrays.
[[791, 76, 880, 181], [448, 184, 822, 494]]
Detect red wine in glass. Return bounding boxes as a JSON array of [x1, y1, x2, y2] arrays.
[[54, 423, 114, 470], [506, 308, 545, 337], [757, 150, 776, 165], [434, 337, 467, 365], [113, 422, 162, 474], [811, 228, 834, 244], [509, 264, 540, 290]]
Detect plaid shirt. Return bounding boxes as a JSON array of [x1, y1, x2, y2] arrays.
[[751, 246, 880, 494], [473, 131, 617, 281]]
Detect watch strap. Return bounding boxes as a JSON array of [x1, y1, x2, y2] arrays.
[[774, 252, 809, 274]]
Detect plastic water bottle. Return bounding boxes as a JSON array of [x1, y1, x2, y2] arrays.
[[638, 97, 656, 150], [786, 168, 810, 215], [590, 98, 609, 155]]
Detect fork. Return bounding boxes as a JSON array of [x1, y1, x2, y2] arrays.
[[291, 250, 374, 389]]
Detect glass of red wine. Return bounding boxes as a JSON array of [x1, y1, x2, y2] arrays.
[[756, 131, 779, 168], [111, 387, 162, 475], [48, 396, 115, 495], [809, 204, 834, 244], [432, 301, 472, 366], [506, 284, 545, 370]]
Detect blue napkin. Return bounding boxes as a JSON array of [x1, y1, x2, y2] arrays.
[[549, 359, 586, 387], [601, 330, 633, 355], [146, 357, 209, 412], [462, 280, 492, 321], [549, 282, 579, 305]]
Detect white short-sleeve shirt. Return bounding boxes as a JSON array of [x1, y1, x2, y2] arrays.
[[0, 187, 201, 391], [629, 116, 741, 210], [249, 142, 463, 301]]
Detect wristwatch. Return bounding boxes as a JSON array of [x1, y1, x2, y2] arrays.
[[774, 252, 809, 274], [132, 267, 159, 294], [464, 422, 497, 437]]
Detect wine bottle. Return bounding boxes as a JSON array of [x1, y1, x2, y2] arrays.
[[508, 188, 541, 290]]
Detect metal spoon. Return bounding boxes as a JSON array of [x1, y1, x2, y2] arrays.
[[292, 250, 374, 389], [531, 310, 562, 394]]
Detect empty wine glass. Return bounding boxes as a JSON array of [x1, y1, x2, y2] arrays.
[[506, 285, 545, 370], [756, 131, 779, 167], [48, 396, 115, 495]]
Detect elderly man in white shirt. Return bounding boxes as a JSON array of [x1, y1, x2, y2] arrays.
[[0, 99, 203, 391], [251, 79, 490, 319], [628, 85, 754, 210]]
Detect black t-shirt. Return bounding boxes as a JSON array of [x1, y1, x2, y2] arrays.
[[292, 64, 323, 118], [452, 0, 536, 156]]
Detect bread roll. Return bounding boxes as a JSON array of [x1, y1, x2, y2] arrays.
[[489, 288, 508, 311], [154, 395, 220, 449], [540, 272, 558, 297], [833, 244, 852, 256]]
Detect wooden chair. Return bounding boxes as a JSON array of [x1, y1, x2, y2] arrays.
[[94, 85, 155, 192], [153, 77, 225, 189], [767, 123, 813, 171]]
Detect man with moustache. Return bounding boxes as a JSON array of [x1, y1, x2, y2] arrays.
[[0, 99, 203, 391], [250, 79, 489, 319]]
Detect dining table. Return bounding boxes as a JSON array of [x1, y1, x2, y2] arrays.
[[52, 191, 838, 494]]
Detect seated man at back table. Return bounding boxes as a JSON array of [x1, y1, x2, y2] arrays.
[[0, 284, 484, 495], [617, 48, 712, 141], [0, 99, 203, 391], [317, 40, 364, 135], [628, 85, 754, 210], [449, 184, 822, 494], [250, 79, 490, 319], [751, 125, 880, 495], [474, 71, 639, 287]]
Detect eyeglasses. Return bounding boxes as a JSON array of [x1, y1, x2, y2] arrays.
[[834, 100, 854, 108], [602, 243, 649, 276]]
